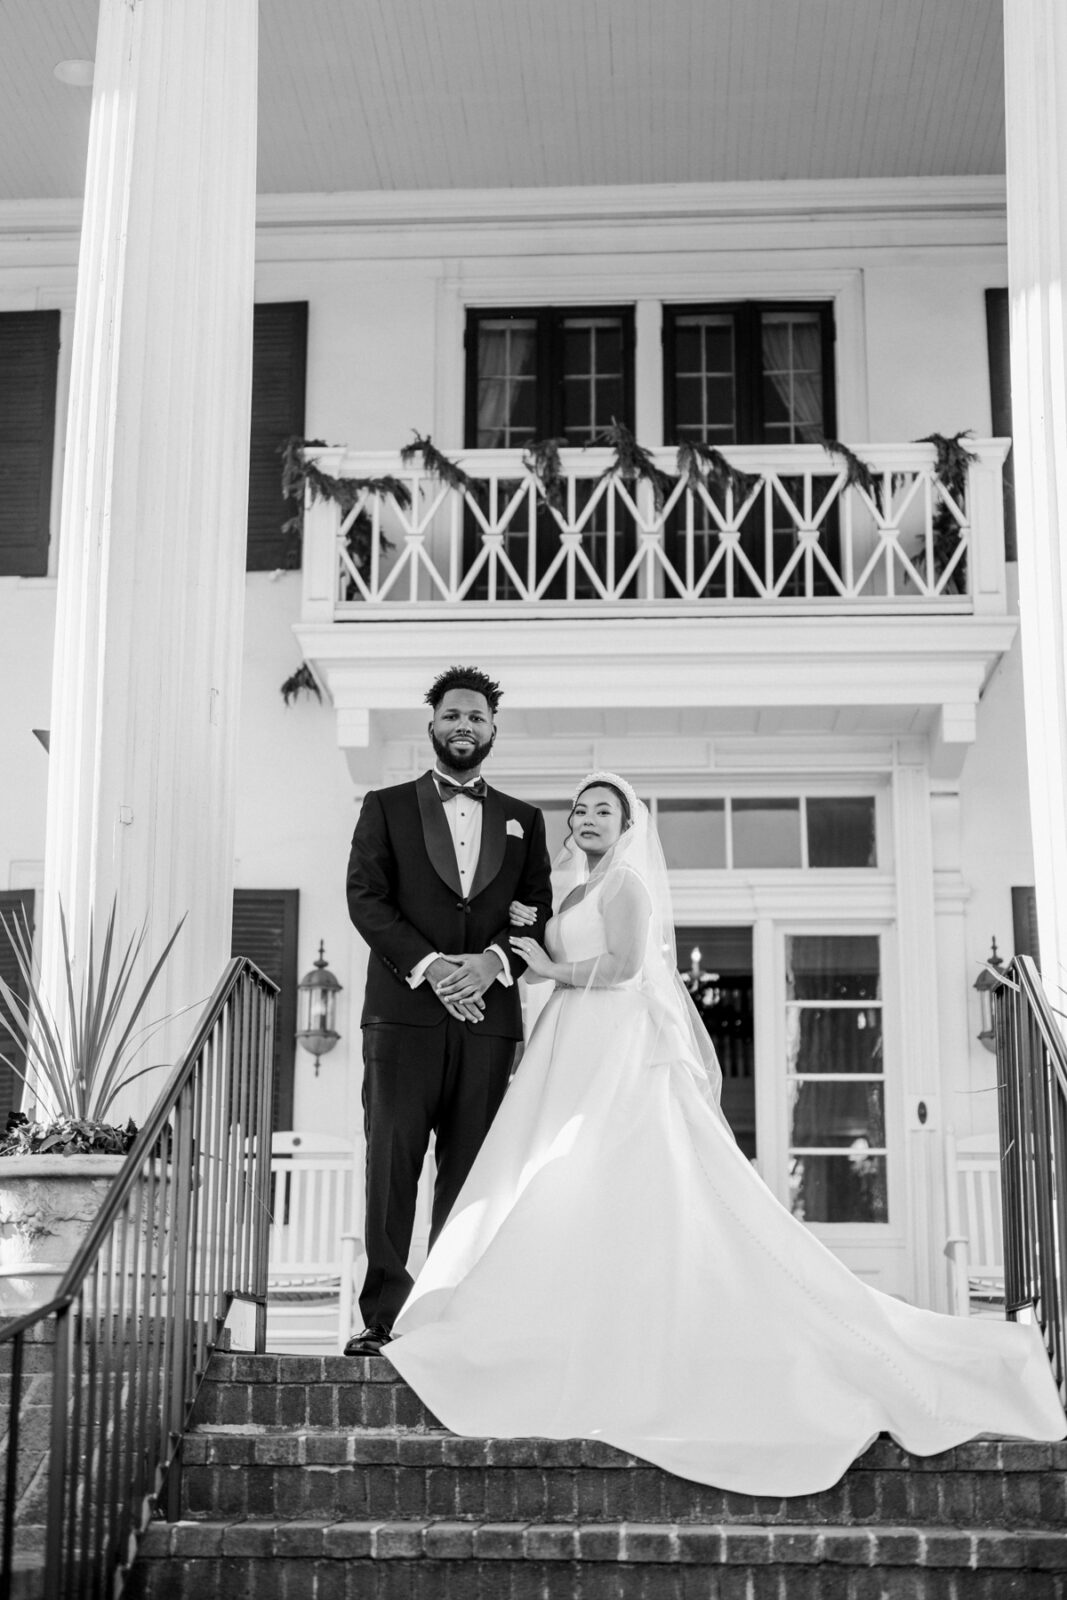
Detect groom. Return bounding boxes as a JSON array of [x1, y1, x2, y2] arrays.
[[344, 665, 553, 1355]]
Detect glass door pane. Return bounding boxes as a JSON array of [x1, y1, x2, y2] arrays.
[[676, 926, 755, 1159], [785, 934, 888, 1224]]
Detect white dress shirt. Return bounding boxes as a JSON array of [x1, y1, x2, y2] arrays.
[[408, 771, 513, 990]]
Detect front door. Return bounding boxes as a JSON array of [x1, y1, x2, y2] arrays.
[[676, 926, 755, 1159], [675, 916, 907, 1296]]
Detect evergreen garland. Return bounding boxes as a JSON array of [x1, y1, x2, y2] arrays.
[[676, 439, 756, 500], [596, 418, 676, 510], [818, 438, 878, 498], [280, 663, 323, 707], [279, 436, 406, 577], [914, 431, 974, 592], [522, 438, 568, 510], [400, 432, 482, 498]]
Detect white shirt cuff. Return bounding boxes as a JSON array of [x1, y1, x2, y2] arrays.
[[486, 944, 513, 987], [408, 951, 442, 989]]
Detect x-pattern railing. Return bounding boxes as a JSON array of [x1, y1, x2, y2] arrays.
[[305, 441, 1006, 615]]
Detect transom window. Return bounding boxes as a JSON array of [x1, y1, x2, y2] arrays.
[[531, 794, 877, 870]]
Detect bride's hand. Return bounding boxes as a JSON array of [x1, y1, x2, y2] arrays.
[[509, 935, 556, 979], [508, 900, 538, 926]]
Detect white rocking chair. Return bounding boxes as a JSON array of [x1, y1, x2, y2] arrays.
[[266, 1132, 364, 1354], [944, 1132, 1006, 1317]]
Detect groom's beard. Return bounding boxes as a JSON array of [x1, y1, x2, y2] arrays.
[[431, 729, 494, 774]]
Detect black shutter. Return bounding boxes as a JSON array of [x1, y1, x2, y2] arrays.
[[0, 891, 35, 1123], [1012, 886, 1040, 971], [0, 313, 59, 577], [247, 303, 308, 571], [985, 288, 1016, 562], [231, 889, 299, 1130]]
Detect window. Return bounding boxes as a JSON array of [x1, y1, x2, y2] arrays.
[[664, 301, 836, 595], [0, 891, 34, 1122], [0, 312, 60, 578], [647, 795, 877, 871], [232, 889, 300, 1130], [246, 302, 308, 571], [786, 935, 887, 1224], [664, 302, 835, 446], [466, 307, 635, 448], [465, 307, 636, 599], [658, 800, 727, 870]]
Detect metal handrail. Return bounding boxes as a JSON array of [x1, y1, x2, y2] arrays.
[[0, 956, 277, 1598], [994, 954, 1067, 1406]]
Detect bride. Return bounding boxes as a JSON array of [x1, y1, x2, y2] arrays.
[[386, 771, 1065, 1495]]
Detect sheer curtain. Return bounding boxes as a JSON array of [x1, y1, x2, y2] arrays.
[[761, 317, 824, 441], [476, 324, 535, 447]]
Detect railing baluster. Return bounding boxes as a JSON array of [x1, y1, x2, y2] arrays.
[[994, 955, 1067, 1407]]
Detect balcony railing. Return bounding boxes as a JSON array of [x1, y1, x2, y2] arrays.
[[300, 441, 1009, 621]]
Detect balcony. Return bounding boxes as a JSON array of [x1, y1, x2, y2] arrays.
[[300, 440, 1010, 622], [293, 440, 1015, 781]]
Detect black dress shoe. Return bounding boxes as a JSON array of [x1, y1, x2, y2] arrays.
[[343, 1325, 392, 1357]]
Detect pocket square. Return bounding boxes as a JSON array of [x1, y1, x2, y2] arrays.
[[506, 818, 524, 839]]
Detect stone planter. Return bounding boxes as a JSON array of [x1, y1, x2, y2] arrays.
[[0, 1155, 126, 1315]]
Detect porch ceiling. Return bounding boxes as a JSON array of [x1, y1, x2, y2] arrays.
[[4, 0, 1005, 204]]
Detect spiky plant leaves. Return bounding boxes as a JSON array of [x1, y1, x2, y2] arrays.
[[0, 900, 185, 1143]]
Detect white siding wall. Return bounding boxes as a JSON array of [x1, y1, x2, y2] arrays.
[[0, 187, 1029, 1146]]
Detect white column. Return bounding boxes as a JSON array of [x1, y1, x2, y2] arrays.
[[40, 0, 258, 1119], [893, 749, 943, 1309], [1003, 0, 1067, 1004]]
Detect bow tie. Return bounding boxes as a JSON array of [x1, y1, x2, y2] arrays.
[[436, 775, 487, 803]]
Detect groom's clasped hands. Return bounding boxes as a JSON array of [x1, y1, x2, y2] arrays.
[[433, 898, 544, 1022]]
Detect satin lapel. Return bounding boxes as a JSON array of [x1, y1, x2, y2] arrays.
[[416, 772, 462, 896], [469, 785, 506, 901]]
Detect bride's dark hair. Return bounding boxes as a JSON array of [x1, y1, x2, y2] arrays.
[[569, 780, 632, 831]]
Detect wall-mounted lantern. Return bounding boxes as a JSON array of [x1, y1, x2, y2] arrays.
[[974, 937, 1006, 1054], [296, 941, 342, 1075]]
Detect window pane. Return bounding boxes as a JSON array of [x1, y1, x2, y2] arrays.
[[563, 325, 591, 374], [786, 1008, 883, 1076], [475, 321, 538, 448], [786, 936, 881, 1002], [807, 797, 877, 868], [760, 311, 824, 444], [789, 1154, 888, 1223], [732, 798, 801, 868], [657, 800, 727, 869], [788, 1080, 885, 1148], [674, 323, 703, 373], [704, 377, 735, 432]]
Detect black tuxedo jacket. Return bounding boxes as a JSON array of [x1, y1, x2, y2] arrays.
[[347, 772, 553, 1038]]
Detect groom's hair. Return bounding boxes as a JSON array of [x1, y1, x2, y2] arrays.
[[425, 665, 502, 715]]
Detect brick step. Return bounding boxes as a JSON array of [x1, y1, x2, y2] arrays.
[[125, 1517, 1067, 1599], [194, 1352, 440, 1431], [180, 1427, 1067, 1529]]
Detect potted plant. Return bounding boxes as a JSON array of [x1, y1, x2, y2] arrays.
[[0, 901, 183, 1313]]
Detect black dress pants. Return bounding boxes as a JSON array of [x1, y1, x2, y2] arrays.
[[359, 1017, 515, 1331]]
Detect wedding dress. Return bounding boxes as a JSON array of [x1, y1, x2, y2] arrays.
[[388, 786, 1064, 1496]]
